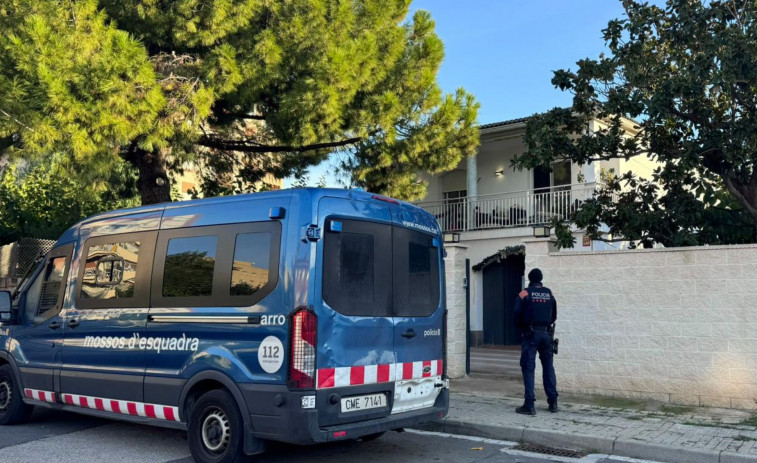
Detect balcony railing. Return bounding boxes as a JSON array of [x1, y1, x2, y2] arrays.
[[416, 183, 598, 233]]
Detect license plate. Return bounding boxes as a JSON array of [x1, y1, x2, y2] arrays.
[[340, 393, 387, 413]]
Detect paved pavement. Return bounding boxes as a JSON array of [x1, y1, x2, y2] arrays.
[[422, 374, 757, 463], [470, 346, 521, 377]]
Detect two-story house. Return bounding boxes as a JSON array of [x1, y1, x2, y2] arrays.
[[416, 115, 655, 347]]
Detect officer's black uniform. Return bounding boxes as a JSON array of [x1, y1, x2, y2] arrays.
[[513, 268, 558, 415]]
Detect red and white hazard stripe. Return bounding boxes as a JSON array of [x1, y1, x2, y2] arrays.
[[24, 388, 56, 403], [317, 359, 443, 389], [61, 393, 180, 422]]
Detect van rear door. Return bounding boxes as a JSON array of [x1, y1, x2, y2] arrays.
[[315, 198, 395, 425], [391, 211, 444, 414]]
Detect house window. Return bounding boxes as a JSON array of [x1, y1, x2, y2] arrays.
[[443, 190, 467, 201], [552, 161, 571, 188], [440, 190, 468, 231]]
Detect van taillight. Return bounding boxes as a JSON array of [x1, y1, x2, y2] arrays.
[[289, 308, 317, 389]]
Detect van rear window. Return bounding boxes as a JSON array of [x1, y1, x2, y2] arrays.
[[323, 221, 392, 317], [322, 220, 440, 317], [393, 228, 440, 317]]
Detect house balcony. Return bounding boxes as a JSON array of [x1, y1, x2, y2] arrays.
[[416, 182, 598, 233]]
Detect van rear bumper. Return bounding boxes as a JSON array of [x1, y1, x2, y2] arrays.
[[240, 383, 449, 445]]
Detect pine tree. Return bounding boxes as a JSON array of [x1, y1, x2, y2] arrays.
[[0, 0, 479, 204]]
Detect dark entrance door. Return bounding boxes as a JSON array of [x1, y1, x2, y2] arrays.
[[482, 254, 525, 346]]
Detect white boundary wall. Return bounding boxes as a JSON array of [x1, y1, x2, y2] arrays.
[[524, 239, 757, 409]]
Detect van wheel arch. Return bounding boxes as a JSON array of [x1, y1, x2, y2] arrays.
[[180, 372, 249, 425], [0, 353, 23, 391], [179, 371, 265, 456]]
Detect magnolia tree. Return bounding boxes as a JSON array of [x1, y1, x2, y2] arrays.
[[0, 0, 479, 204], [514, 0, 757, 247]]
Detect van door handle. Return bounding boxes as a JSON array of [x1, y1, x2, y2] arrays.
[[48, 321, 61, 330], [67, 319, 80, 328], [401, 329, 416, 339]]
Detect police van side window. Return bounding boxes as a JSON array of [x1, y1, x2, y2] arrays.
[[162, 236, 218, 297], [76, 232, 156, 309], [81, 241, 140, 299], [230, 232, 271, 296], [151, 222, 280, 307], [20, 244, 74, 322], [322, 220, 392, 317], [24, 256, 67, 322]]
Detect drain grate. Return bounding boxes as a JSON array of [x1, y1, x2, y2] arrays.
[[511, 442, 587, 459]]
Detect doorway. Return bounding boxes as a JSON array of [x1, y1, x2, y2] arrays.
[[482, 254, 525, 346]]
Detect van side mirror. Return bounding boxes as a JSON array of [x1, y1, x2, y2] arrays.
[[0, 291, 11, 321]]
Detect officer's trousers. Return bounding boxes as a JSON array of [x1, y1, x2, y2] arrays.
[[520, 330, 558, 407]]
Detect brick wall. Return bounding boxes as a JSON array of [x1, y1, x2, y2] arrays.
[[524, 238, 757, 410], [444, 244, 468, 379]]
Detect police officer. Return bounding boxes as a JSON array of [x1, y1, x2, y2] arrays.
[[513, 268, 558, 415]]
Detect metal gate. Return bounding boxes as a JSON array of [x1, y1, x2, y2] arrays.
[[482, 254, 525, 346]]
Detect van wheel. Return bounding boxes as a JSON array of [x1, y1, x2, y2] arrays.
[[357, 431, 385, 442], [0, 365, 33, 425], [188, 389, 246, 463]]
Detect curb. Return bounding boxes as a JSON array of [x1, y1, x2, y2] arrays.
[[415, 418, 732, 463]]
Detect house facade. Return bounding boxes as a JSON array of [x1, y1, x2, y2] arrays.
[[416, 116, 656, 347]]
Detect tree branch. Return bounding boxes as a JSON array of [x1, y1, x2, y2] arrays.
[[219, 112, 266, 120], [723, 173, 757, 218], [668, 103, 707, 126], [0, 107, 35, 133], [197, 135, 365, 153]]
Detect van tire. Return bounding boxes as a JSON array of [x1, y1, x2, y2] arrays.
[[188, 389, 247, 463], [0, 365, 33, 425]]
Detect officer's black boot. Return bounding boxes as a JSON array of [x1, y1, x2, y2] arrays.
[[548, 400, 558, 413], [515, 404, 536, 416]]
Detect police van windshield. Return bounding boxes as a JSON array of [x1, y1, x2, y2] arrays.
[[322, 220, 440, 318]]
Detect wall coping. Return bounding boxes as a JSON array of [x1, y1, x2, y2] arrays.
[[547, 242, 757, 257], [444, 243, 469, 249], [521, 238, 552, 244]]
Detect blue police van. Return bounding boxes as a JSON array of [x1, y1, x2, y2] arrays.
[[0, 188, 448, 462]]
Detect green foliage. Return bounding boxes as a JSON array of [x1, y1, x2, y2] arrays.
[[471, 245, 525, 272], [0, 0, 166, 171], [1, 0, 479, 204], [550, 170, 755, 249], [0, 158, 139, 245], [291, 172, 329, 189], [515, 0, 757, 247]]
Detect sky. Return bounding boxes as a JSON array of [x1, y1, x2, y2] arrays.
[[284, 0, 629, 188]]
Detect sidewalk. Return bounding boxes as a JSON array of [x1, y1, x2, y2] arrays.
[[419, 374, 757, 463]]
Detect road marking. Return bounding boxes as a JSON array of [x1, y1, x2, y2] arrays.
[[501, 448, 584, 462], [578, 456, 667, 463], [405, 428, 518, 447]]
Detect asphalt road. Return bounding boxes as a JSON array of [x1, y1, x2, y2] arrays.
[[0, 408, 667, 463]]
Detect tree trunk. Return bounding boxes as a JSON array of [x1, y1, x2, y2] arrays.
[[127, 147, 172, 205]]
